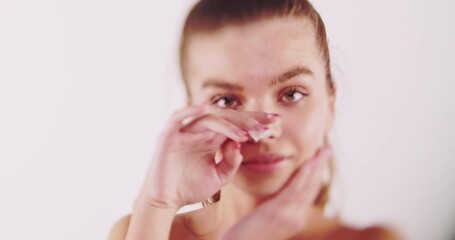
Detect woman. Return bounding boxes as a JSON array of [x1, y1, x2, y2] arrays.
[[109, 0, 399, 239]]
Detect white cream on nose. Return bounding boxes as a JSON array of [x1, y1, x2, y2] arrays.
[[248, 119, 282, 142]]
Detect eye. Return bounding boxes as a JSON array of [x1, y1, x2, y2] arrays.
[[279, 87, 307, 103], [211, 95, 241, 109]]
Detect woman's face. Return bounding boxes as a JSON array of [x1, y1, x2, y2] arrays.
[[184, 17, 335, 197]]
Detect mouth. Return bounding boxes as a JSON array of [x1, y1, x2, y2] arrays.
[[241, 153, 289, 173]]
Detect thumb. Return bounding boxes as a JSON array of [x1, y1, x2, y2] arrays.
[[216, 140, 243, 185]]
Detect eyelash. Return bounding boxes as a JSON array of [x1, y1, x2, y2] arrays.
[[279, 86, 308, 104], [210, 94, 242, 109], [210, 86, 308, 109]]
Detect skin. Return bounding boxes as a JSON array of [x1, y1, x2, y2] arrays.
[[108, 16, 400, 240], [184, 16, 334, 199]]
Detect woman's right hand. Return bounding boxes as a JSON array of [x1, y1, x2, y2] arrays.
[[135, 104, 280, 211]]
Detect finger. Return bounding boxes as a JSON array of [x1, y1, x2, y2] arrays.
[[295, 146, 332, 203], [280, 158, 315, 198], [180, 131, 217, 145], [212, 109, 282, 142], [214, 109, 270, 132], [181, 114, 250, 143], [239, 111, 281, 124], [204, 134, 229, 151], [279, 146, 332, 199], [216, 140, 243, 185], [211, 110, 282, 137], [183, 132, 227, 151], [221, 110, 284, 142], [170, 104, 207, 127], [301, 145, 332, 176]]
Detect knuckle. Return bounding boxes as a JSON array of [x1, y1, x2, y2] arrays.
[[170, 111, 185, 123], [172, 107, 189, 117]]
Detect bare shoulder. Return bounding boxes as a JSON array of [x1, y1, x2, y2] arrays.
[[107, 214, 131, 240], [330, 224, 401, 240], [356, 225, 402, 240]]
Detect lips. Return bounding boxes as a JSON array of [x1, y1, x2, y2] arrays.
[[241, 153, 289, 173]]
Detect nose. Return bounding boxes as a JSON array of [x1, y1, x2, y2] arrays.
[[247, 114, 282, 142], [244, 100, 282, 141], [266, 119, 282, 140]]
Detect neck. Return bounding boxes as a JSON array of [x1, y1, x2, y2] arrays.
[[175, 184, 337, 238], [222, 184, 340, 236], [222, 183, 319, 215]]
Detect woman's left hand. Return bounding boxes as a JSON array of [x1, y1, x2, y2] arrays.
[[219, 145, 332, 240]]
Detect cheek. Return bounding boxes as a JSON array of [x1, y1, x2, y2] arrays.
[[284, 104, 328, 154]]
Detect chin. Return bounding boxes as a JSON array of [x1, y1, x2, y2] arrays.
[[231, 164, 294, 198]]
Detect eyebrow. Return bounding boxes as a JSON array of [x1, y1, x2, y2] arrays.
[[269, 65, 313, 87], [201, 65, 313, 91], [202, 80, 244, 91]]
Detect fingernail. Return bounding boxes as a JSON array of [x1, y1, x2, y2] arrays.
[[235, 129, 250, 141]]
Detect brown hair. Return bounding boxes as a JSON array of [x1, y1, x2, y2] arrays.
[[179, 0, 335, 207], [179, 0, 335, 97]]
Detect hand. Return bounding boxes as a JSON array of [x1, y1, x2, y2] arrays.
[[220, 146, 332, 240], [136, 104, 280, 210]]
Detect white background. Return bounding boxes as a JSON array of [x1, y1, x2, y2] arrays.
[[1, 0, 454, 239]]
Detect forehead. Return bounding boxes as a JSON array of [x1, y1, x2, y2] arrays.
[[185, 17, 325, 89]]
